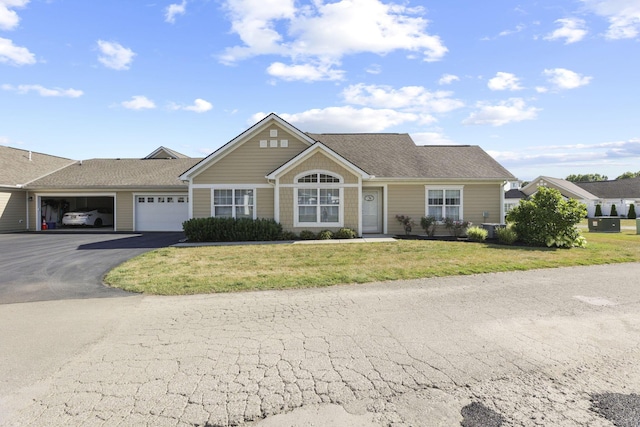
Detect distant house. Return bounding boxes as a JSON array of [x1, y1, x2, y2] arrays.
[[575, 177, 640, 217], [522, 175, 640, 217]]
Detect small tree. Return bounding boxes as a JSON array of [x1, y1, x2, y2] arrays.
[[628, 204, 637, 219], [395, 215, 415, 235], [506, 187, 587, 248], [610, 204, 618, 216], [443, 218, 470, 237], [594, 203, 603, 217]]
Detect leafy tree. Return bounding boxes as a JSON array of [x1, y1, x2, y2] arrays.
[[610, 204, 618, 216], [506, 187, 587, 248], [616, 171, 640, 180], [565, 173, 608, 182], [628, 204, 637, 220]]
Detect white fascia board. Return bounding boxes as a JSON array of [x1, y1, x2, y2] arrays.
[[179, 113, 316, 181], [265, 142, 371, 180]]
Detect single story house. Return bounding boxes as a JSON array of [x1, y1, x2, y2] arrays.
[[575, 177, 640, 217], [522, 175, 640, 217], [2, 114, 516, 235], [180, 113, 515, 236], [1, 145, 201, 232]]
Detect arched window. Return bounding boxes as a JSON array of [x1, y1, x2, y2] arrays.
[[294, 171, 343, 227]]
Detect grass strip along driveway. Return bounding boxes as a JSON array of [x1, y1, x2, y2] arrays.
[[105, 228, 640, 295]]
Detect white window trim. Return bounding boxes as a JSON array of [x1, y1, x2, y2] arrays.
[[211, 188, 257, 220], [293, 170, 344, 228], [425, 185, 464, 222]]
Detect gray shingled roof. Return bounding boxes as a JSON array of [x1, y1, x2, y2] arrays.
[[505, 189, 526, 199], [575, 177, 640, 199], [27, 158, 202, 189], [307, 133, 515, 179], [0, 145, 75, 187]]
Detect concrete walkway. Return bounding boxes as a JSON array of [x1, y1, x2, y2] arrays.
[[2, 263, 640, 426]]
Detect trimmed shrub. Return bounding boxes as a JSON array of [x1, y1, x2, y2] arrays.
[[395, 215, 415, 235], [420, 216, 437, 237], [506, 187, 587, 248], [443, 218, 471, 237], [334, 228, 357, 239], [610, 204, 618, 216], [466, 226, 488, 242], [496, 226, 518, 245], [279, 231, 298, 241], [595, 203, 603, 217], [317, 230, 334, 240], [628, 204, 637, 219], [182, 217, 282, 242], [299, 230, 317, 240]]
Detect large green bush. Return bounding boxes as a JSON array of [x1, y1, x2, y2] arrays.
[[182, 217, 283, 242], [496, 226, 518, 245], [595, 203, 603, 217], [628, 204, 637, 219], [506, 187, 587, 248]]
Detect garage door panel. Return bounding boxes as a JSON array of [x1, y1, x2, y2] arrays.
[[135, 195, 188, 232]]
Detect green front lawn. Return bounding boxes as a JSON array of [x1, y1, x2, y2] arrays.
[[104, 229, 640, 296]]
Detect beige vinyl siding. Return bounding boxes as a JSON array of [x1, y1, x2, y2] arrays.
[[116, 192, 133, 231], [193, 125, 310, 185], [257, 187, 274, 219], [0, 190, 27, 232], [463, 183, 503, 225], [386, 182, 504, 235], [193, 188, 211, 218], [279, 151, 359, 185], [387, 184, 425, 235]]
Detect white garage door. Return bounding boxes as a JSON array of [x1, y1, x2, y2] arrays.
[[135, 195, 189, 231]]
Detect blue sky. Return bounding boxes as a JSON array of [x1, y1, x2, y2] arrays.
[[1, 0, 639, 181]]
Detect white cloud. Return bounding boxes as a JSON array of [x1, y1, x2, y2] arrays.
[[365, 64, 381, 75], [220, 0, 447, 79], [121, 95, 156, 110], [97, 40, 135, 70], [543, 68, 592, 90], [0, 37, 35, 65], [165, 0, 187, 24], [253, 106, 420, 133], [0, 0, 28, 31], [582, 0, 640, 39], [487, 72, 523, 91], [411, 131, 457, 145], [342, 83, 464, 114], [463, 98, 540, 127], [2, 83, 83, 97], [266, 61, 345, 82], [544, 18, 588, 44], [438, 74, 459, 85], [171, 98, 213, 113]]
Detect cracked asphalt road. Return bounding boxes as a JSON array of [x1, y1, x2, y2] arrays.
[[1, 263, 640, 426]]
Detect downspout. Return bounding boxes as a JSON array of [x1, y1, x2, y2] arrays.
[[500, 181, 506, 223]]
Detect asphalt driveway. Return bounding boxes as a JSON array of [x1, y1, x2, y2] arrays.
[[0, 232, 185, 304]]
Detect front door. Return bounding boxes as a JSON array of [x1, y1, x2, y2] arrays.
[[362, 189, 382, 233]]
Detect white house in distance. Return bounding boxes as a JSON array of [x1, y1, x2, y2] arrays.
[[522, 176, 640, 217]]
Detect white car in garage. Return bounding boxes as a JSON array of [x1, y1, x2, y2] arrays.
[[62, 207, 114, 227]]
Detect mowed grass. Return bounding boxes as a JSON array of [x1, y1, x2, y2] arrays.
[[104, 228, 640, 295]]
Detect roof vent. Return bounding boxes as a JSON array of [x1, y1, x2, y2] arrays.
[[28, 151, 32, 161]]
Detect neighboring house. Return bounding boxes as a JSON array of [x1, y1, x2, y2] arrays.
[[575, 177, 640, 217], [180, 113, 516, 236], [504, 188, 526, 215], [1, 145, 201, 232], [0, 146, 75, 232], [523, 175, 640, 217], [522, 176, 601, 216]]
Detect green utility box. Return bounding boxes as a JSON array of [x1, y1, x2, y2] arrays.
[[588, 217, 620, 233], [636, 218, 640, 235]]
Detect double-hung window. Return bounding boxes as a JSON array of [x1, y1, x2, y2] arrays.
[[295, 172, 342, 226], [426, 187, 463, 221], [213, 189, 254, 219]]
